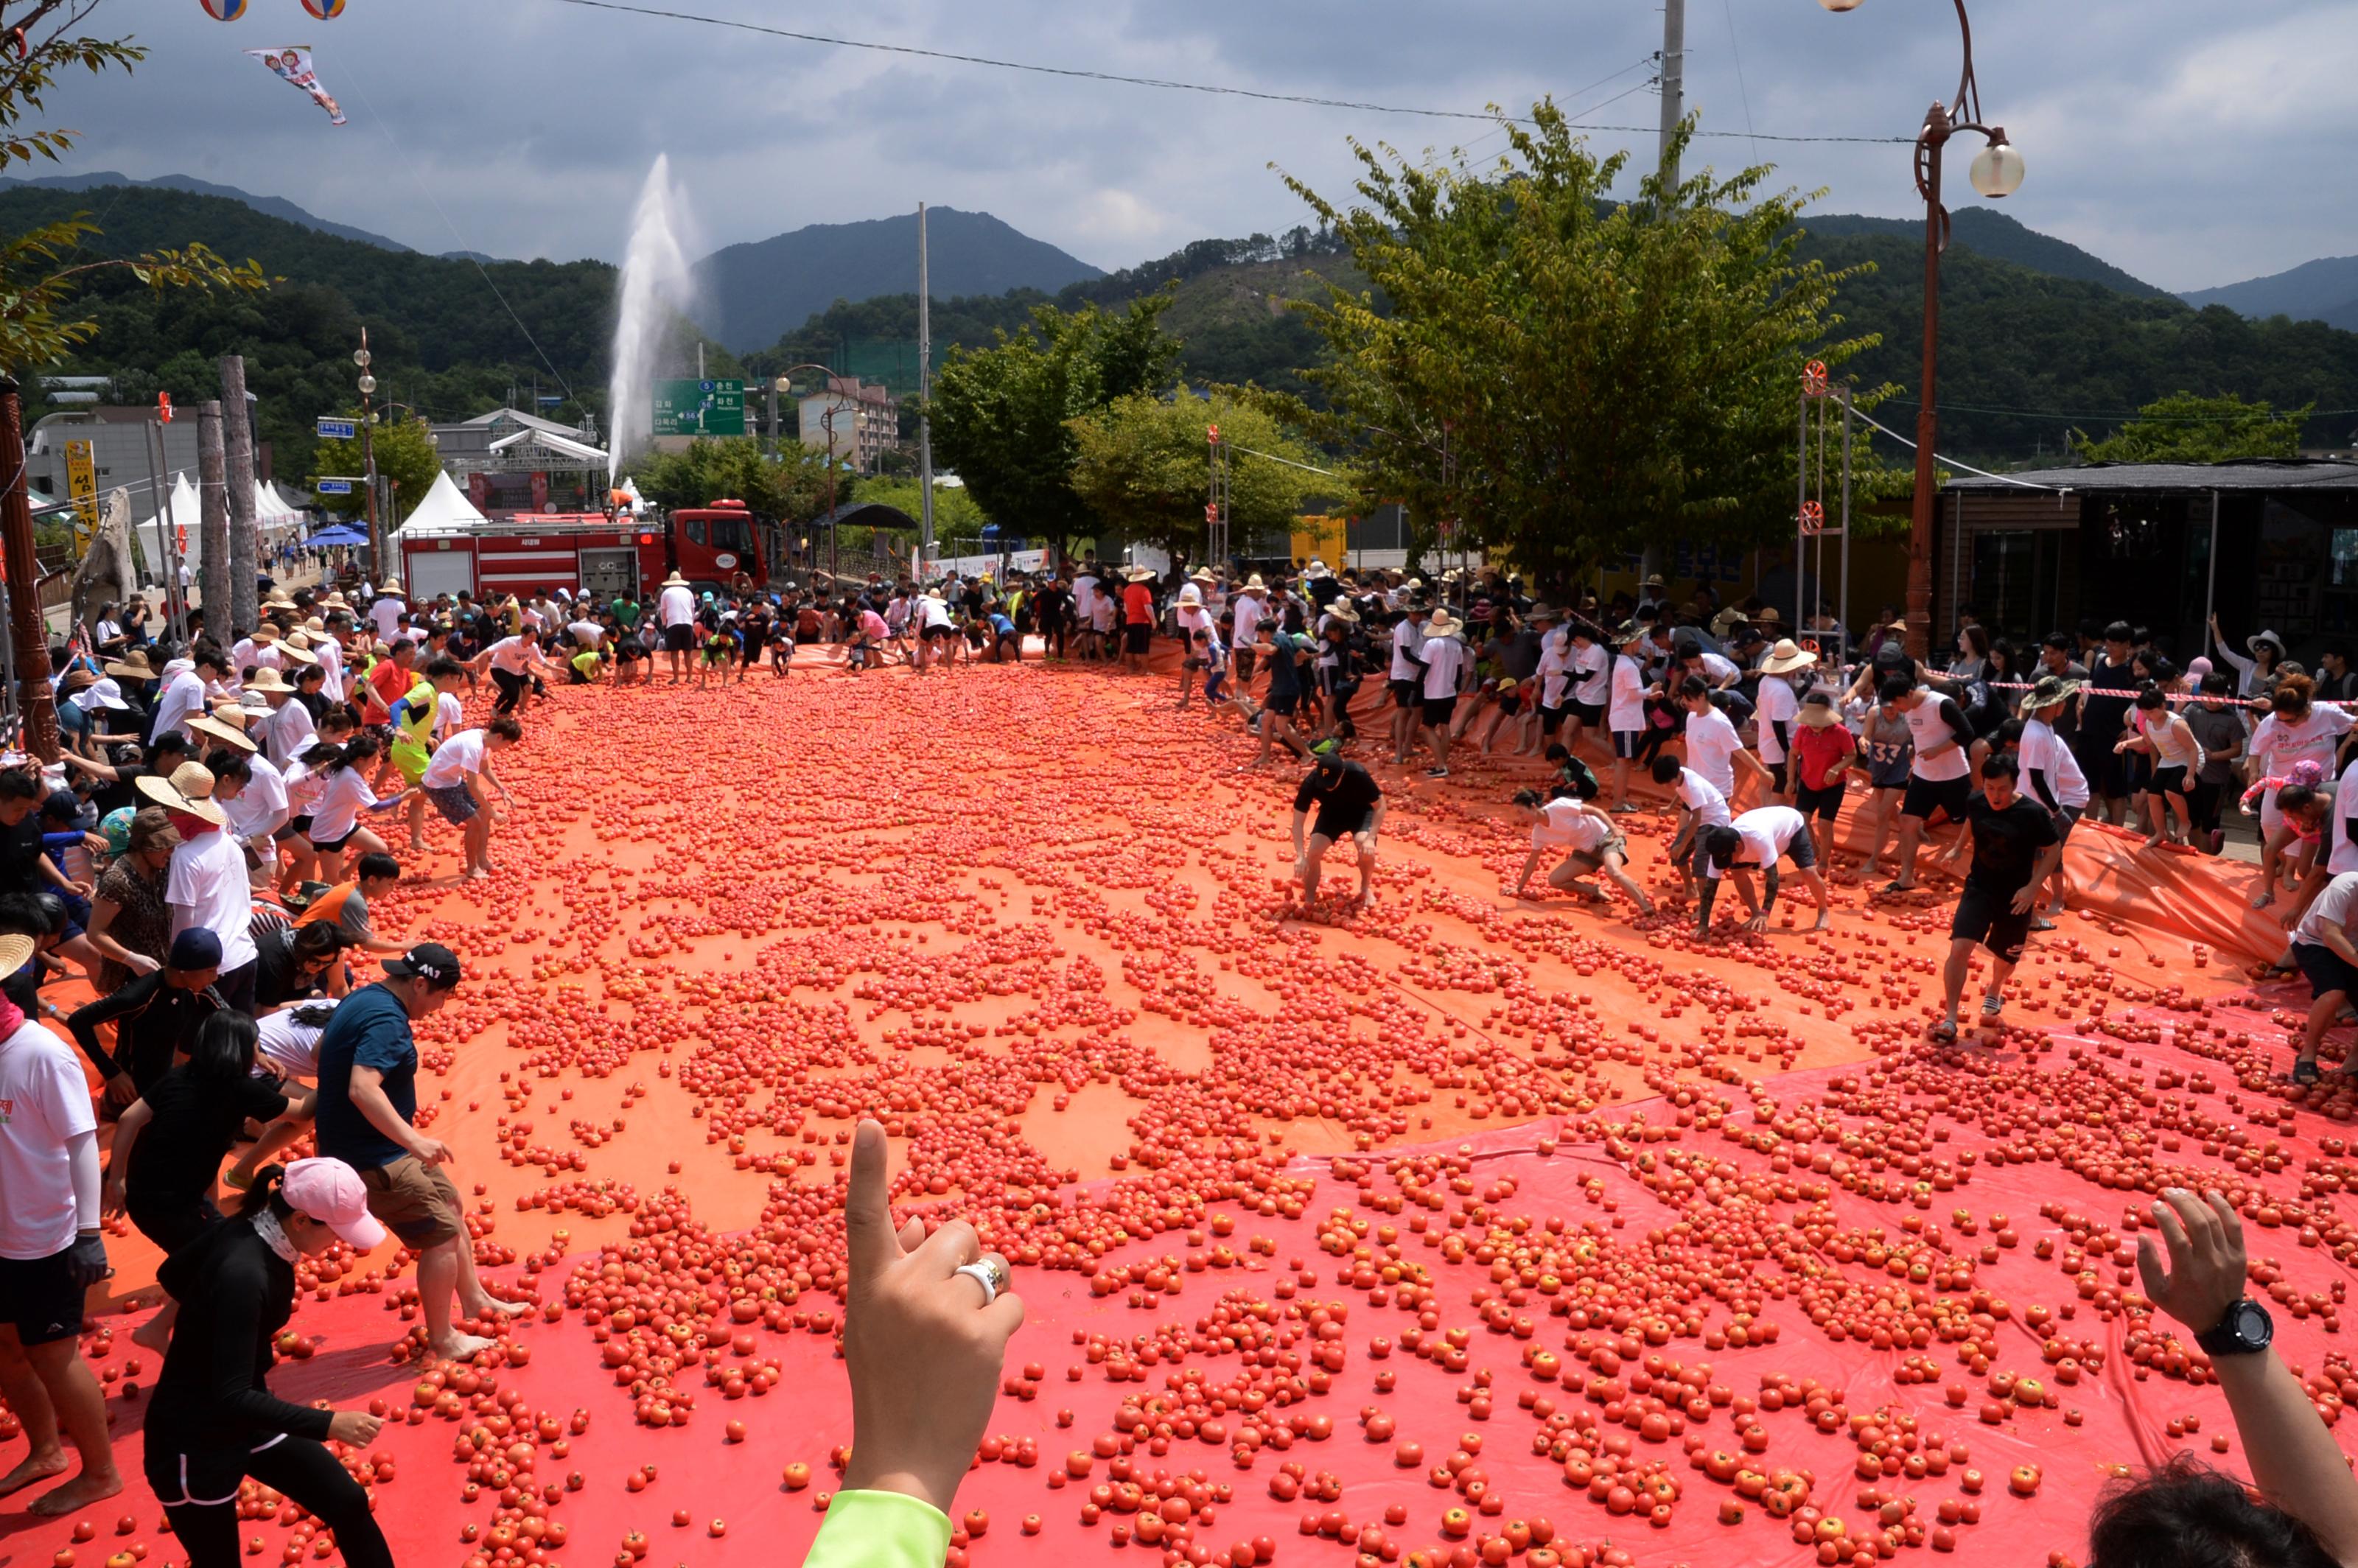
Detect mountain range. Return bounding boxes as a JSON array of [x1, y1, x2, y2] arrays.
[[2180, 257, 2358, 332], [10, 175, 2358, 491]]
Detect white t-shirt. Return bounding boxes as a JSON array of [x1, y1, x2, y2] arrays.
[[1903, 692, 1973, 782], [152, 668, 206, 743], [307, 766, 378, 845], [1420, 634, 1468, 701], [2253, 707, 2355, 780], [1231, 593, 1264, 647], [225, 754, 290, 861], [315, 636, 346, 704], [1683, 706, 1745, 795], [1695, 650, 1739, 686], [1675, 767, 1732, 828], [1530, 799, 1608, 853], [369, 598, 405, 643], [567, 620, 606, 648], [283, 757, 325, 817], [1388, 620, 1425, 682], [483, 636, 538, 675], [265, 699, 316, 770], [657, 585, 697, 629], [1755, 676, 1799, 764], [1705, 805, 1807, 881], [1571, 643, 1610, 706], [2295, 871, 2358, 949], [1071, 575, 1100, 620], [2020, 718, 2091, 811], [1536, 641, 1575, 708], [167, 826, 258, 971], [256, 1006, 331, 1081], [421, 728, 489, 791], [920, 596, 955, 631], [0, 1017, 95, 1260], [1609, 656, 1648, 732], [2333, 758, 2358, 877]]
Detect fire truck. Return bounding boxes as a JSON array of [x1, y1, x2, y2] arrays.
[[398, 500, 770, 603]]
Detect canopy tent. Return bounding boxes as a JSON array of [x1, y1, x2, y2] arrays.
[[256, 480, 305, 533], [134, 473, 203, 588], [488, 425, 608, 466], [399, 469, 490, 533]]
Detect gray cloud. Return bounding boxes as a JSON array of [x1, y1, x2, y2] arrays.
[[20, 0, 2349, 292]]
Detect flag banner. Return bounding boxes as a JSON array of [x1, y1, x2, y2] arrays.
[[246, 44, 346, 126]]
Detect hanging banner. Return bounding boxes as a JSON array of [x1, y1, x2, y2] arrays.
[[245, 44, 346, 126], [64, 438, 97, 559]]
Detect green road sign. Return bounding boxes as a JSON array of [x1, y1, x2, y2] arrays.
[[653, 378, 746, 438]]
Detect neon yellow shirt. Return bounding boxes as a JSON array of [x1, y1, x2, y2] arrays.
[[803, 1491, 948, 1568]]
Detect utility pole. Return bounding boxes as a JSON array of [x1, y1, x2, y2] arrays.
[[356, 332, 382, 574], [198, 399, 231, 631], [1658, 0, 1686, 189], [917, 202, 937, 570], [221, 354, 258, 634], [0, 377, 57, 759]]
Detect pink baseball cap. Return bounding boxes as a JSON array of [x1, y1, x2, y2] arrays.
[[281, 1158, 388, 1250]]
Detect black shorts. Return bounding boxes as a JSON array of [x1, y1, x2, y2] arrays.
[[617, 638, 648, 662], [1902, 774, 1973, 824], [1951, 883, 2033, 964], [1785, 822, 1819, 872], [309, 825, 358, 855], [2150, 764, 2191, 797], [126, 1195, 221, 1257], [2295, 939, 2358, 1001], [2084, 742, 2130, 800], [1391, 679, 1418, 709], [1567, 699, 1604, 727], [1264, 691, 1299, 717], [662, 623, 696, 653], [923, 624, 951, 643], [1422, 695, 1458, 727], [1311, 805, 1373, 843], [1539, 704, 1565, 735], [1613, 729, 1643, 760], [0, 1245, 85, 1346], [1794, 780, 1848, 822], [1124, 624, 1152, 655]]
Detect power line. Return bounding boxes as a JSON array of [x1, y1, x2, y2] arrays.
[[540, 0, 1911, 143], [1879, 399, 2358, 424]]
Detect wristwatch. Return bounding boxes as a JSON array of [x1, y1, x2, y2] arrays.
[[2195, 1298, 2273, 1357]]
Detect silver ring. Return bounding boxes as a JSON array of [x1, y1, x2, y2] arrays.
[[954, 1261, 1001, 1306]]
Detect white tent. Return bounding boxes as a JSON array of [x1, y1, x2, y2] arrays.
[[256, 480, 304, 537], [136, 473, 203, 589], [400, 469, 489, 533], [618, 475, 646, 517]]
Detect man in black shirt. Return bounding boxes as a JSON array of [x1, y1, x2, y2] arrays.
[[2077, 620, 2138, 825], [1290, 741, 1385, 912], [66, 927, 228, 1106], [1931, 754, 2060, 1043]]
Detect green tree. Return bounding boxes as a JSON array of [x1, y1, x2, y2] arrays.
[[1069, 388, 1323, 560], [1273, 107, 1892, 592], [312, 415, 441, 523], [927, 296, 1180, 556], [0, 2, 266, 371], [627, 437, 845, 523], [2071, 391, 2312, 464]]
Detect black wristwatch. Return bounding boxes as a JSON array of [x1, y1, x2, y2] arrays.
[[2195, 1298, 2273, 1357]]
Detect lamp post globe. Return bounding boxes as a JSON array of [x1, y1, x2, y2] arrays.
[[357, 373, 377, 396], [1969, 139, 2026, 198], [352, 348, 371, 368]]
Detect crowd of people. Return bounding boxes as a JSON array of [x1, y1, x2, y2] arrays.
[[7, 560, 2358, 1565]]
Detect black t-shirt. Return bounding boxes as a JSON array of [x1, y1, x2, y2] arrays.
[[127, 1065, 289, 1208], [0, 812, 44, 896], [1295, 760, 1383, 817], [2081, 657, 2136, 745], [91, 761, 153, 819], [1964, 794, 2061, 897]]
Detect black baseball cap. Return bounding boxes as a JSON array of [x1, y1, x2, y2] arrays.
[[383, 942, 463, 990]]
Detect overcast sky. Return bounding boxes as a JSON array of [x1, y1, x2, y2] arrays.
[[22, 0, 2352, 293]]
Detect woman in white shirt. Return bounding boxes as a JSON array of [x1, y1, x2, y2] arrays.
[[2116, 685, 2204, 850], [2247, 674, 2354, 909], [304, 734, 408, 885], [1605, 638, 1653, 812]]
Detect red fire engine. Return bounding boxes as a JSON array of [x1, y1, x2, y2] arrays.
[[397, 500, 769, 603]]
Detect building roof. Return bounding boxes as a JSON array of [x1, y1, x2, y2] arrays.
[[1945, 458, 2358, 494]]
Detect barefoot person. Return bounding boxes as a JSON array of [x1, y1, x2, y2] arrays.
[[311, 942, 515, 1362], [1929, 755, 2062, 1043], [419, 716, 520, 881], [1693, 805, 1832, 936], [140, 1159, 392, 1568], [1508, 788, 1654, 913], [654, 571, 698, 685], [1290, 741, 1384, 911], [0, 930, 124, 1516]]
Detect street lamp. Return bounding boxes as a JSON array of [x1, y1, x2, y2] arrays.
[[773, 363, 837, 570], [354, 333, 385, 573], [1827, 0, 2022, 660]]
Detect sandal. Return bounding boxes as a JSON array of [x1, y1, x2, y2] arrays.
[[1881, 880, 1915, 895], [1928, 1020, 1959, 1044], [1981, 995, 2004, 1020], [2029, 917, 2056, 933], [2281, 1059, 2323, 1087]]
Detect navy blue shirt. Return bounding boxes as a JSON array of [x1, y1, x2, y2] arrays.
[[312, 982, 419, 1171]]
